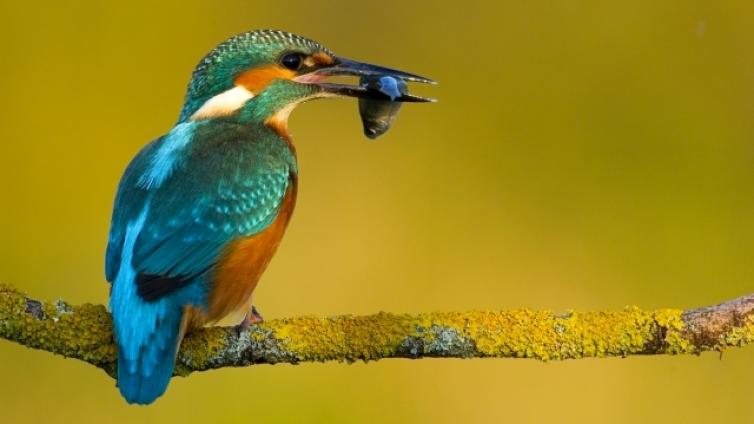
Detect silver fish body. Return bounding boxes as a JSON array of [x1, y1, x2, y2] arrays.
[[358, 75, 409, 139]]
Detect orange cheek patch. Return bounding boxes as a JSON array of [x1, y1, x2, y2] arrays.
[[312, 51, 335, 66], [234, 64, 296, 94]]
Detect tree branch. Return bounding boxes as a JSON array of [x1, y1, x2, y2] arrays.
[[1, 284, 753, 378]]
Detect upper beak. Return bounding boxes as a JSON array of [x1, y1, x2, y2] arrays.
[[305, 56, 436, 102]]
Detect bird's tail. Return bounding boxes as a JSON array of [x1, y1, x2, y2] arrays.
[[110, 265, 189, 405], [115, 303, 184, 405], [108, 203, 203, 405]]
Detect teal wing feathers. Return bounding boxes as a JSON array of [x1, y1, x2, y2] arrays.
[[106, 120, 294, 301], [132, 151, 290, 299]]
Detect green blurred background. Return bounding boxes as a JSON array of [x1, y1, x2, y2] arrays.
[[1, 0, 753, 422]]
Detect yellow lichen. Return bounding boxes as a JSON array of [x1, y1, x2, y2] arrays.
[[0, 284, 116, 372], [271, 313, 417, 362], [177, 327, 229, 370], [2, 284, 754, 378], [653, 308, 694, 354], [723, 315, 754, 348]]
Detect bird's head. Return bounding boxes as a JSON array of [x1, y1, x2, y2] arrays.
[[178, 30, 433, 135]]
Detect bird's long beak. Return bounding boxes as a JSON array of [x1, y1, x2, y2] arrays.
[[301, 56, 436, 102]]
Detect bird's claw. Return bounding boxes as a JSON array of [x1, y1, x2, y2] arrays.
[[233, 305, 264, 337], [248, 305, 264, 324]]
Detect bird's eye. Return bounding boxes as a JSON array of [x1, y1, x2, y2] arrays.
[[281, 53, 303, 71]]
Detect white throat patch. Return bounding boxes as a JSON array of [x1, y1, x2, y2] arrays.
[[190, 85, 254, 121]]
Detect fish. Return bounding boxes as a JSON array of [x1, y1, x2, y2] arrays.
[[358, 75, 409, 139]]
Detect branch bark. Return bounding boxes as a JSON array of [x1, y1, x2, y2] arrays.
[[1, 284, 753, 378]]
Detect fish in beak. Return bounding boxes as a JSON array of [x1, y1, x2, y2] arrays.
[[358, 75, 409, 139], [308, 56, 436, 102], [303, 56, 436, 138]]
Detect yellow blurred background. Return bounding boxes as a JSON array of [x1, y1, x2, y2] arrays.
[[1, 0, 753, 422]]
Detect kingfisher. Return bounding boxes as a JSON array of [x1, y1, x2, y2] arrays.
[[105, 29, 433, 405]]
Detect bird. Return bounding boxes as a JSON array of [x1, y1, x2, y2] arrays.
[[105, 29, 433, 405]]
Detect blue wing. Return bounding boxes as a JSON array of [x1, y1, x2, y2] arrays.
[[106, 120, 294, 300], [106, 140, 156, 283]]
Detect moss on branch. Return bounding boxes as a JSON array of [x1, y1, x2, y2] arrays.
[[1, 284, 753, 379]]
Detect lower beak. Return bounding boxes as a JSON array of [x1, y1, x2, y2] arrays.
[[305, 56, 436, 102]]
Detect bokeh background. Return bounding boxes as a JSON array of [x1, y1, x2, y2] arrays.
[[1, 0, 753, 422]]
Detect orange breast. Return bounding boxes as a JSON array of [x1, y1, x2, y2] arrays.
[[201, 180, 298, 324]]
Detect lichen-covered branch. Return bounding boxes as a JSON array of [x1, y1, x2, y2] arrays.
[[1, 284, 753, 379]]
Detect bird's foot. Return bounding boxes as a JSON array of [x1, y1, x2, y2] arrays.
[[233, 305, 264, 337], [248, 305, 264, 324]]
